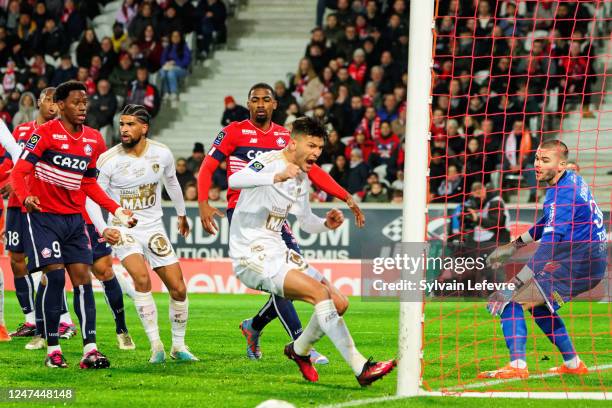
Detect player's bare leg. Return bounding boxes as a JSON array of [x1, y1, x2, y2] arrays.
[[8, 251, 36, 337], [282, 269, 394, 385], [65, 263, 110, 369], [155, 263, 197, 362], [91, 255, 134, 350], [121, 253, 165, 363]]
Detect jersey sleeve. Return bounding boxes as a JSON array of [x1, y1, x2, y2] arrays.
[[19, 130, 48, 165], [162, 148, 186, 216], [207, 126, 234, 162], [228, 156, 277, 189]]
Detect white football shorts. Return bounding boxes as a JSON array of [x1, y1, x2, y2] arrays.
[[233, 248, 324, 297], [113, 220, 178, 268]]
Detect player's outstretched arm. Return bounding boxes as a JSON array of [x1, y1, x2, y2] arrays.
[[0, 119, 21, 162], [228, 159, 282, 189], [81, 177, 136, 227], [307, 164, 365, 228], [197, 155, 225, 235], [10, 156, 37, 210]]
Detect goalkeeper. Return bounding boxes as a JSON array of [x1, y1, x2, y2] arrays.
[[478, 140, 607, 379]]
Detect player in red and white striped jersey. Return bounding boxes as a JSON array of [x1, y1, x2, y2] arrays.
[[10, 81, 135, 369]]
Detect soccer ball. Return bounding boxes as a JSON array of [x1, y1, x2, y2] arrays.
[[255, 400, 296, 408]]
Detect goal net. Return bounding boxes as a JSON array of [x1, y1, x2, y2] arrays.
[[397, 0, 611, 399]]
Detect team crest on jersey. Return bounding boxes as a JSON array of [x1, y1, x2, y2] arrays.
[[25, 134, 41, 150], [152, 163, 160, 173], [148, 233, 172, 257], [213, 131, 226, 146], [41, 248, 52, 258], [249, 161, 264, 172], [276, 137, 286, 147], [84, 144, 93, 156]]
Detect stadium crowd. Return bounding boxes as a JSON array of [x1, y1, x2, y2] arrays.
[[0, 1, 605, 206], [0, 0, 228, 139]]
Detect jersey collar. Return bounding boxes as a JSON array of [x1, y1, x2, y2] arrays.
[[57, 119, 84, 140], [247, 119, 275, 135]]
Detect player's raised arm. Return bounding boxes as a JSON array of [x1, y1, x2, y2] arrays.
[[308, 162, 365, 228]]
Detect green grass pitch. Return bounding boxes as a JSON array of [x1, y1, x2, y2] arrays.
[[0, 293, 610, 407]]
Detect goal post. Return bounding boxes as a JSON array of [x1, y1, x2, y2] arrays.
[[397, 0, 435, 397]]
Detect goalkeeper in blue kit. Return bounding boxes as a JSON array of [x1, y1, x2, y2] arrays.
[[479, 140, 607, 379]]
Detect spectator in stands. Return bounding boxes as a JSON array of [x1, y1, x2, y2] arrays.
[[363, 182, 388, 203], [501, 120, 536, 202], [435, 164, 463, 202], [89, 55, 102, 82], [208, 184, 222, 202], [212, 159, 228, 190], [184, 181, 198, 202], [187, 142, 205, 175], [51, 55, 77, 87], [391, 106, 405, 140], [342, 95, 364, 136], [464, 182, 510, 243], [301, 72, 324, 112], [346, 148, 369, 195], [126, 66, 161, 117], [221, 95, 249, 126], [345, 127, 375, 162], [61, 0, 85, 42], [463, 136, 491, 189], [129, 2, 158, 41], [111, 22, 129, 53], [136, 24, 163, 72], [560, 40, 595, 117], [127, 43, 146, 68], [99, 37, 118, 79], [336, 24, 360, 61], [329, 154, 349, 190], [331, 66, 361, 98], [109, 54, 136, 99], [361, 81, 380, 109], [272, 81, 297, 125], [318, 129, 345, 165], [391, 169, 404, 191], [159, 5, 183, 38], [320, 91, 342, 131], [377, 94, 398, 122], [159, 30, 191, 101], [87, 79, 117, 130], [348, 48, 367, 87], [39, 17, 66, 59], [369, 120, 400, 180], [176, 158, 196, 192], [305, 43, 328, 76], [0, 98, 12, 128], [15, 13, 37, 57], [196, 0, 228, 58], [323, 13, 342, 45], [76, 29, 101, 68], [116, 0, 137, 28], [77, 67, 96, 95], [12, 91, 35, 127], [291, 57, 317, 99]]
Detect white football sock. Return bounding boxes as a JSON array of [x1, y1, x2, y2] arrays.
[[47, 345, 61, 354], [510, 359, 527, 369], [60, 290, 73, 325], [314, 299, 367, 375], [294, 312, 325, 356], [564, 356, 581, 369], [134, 291, 160, 345], [83, 343, 97, 355], [169, 297, 188, 349], [115, 271, 136, 299], [0, 267, 5, 325], [25, 311, 36, 325]]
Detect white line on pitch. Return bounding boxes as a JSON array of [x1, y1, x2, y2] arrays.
[[443, 363, 612, 392], [317, 395, 408, 408]]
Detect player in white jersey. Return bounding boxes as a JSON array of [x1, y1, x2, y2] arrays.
[[87, 105, 197, 363], [228, 117, 395, 385]]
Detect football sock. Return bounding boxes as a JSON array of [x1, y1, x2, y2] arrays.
[[83, 342, 97, 355], [251, 295, 303, 340], [59, 289, 73, 325], [35, 281, 45, 337], [293, 312, 325, 356], [314, 299, 367, 375], [529, 305, 577, 364], [101, 276, 128, 334], [43, 269, 65, 347], [14, 275, 35, 317], [501, 302, 527, 366], [134, 291, 160, 345], [169, 297, 188, 348], [73, 284, 97, 346]]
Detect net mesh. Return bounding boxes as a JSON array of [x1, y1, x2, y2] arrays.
[[423, 0, 612, 393]]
